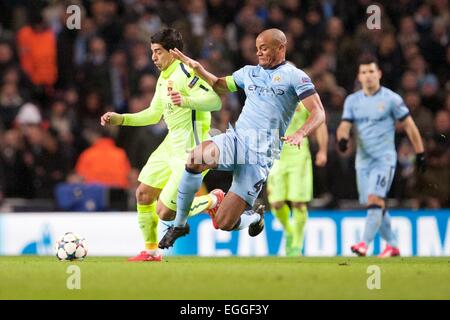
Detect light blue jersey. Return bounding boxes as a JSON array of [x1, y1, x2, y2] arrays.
[[211, 62, 316, 206], [342, 86, 410, 169], [226, 62, 316, 160]]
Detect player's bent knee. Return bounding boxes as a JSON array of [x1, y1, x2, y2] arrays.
[[214, 212, 234, 231], [216, 219, 235, 231], [136, 187, 156, 205], [292, 202, 306, 209], [157, 209, 175, 221], [271, 201, 285, 210], [156, 202, 175, 221]]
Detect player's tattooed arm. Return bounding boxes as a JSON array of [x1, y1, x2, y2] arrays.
[[283, 93, 326, 147], [170, 48, 230, 95]]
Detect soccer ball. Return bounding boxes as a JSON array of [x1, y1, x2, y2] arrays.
[[55, 232, 88, 261]]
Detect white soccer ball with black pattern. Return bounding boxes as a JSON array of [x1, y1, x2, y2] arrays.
[[55, 232, 88, 261]]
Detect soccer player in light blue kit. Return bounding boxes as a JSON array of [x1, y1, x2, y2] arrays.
[[159, 29, 326, 248], [337, 55, 426, 258]]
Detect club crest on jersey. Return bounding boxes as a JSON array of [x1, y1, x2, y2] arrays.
[[378, 103, 385, 112], [301, 77, 311, 83], [272, 75, 281, 82]]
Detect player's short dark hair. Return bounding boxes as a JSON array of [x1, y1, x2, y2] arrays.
[[150, 28, 183, 51], [357, 54, 380, 69]]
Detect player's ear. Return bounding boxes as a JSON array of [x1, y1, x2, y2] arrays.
[[357, 71, 362, 83]]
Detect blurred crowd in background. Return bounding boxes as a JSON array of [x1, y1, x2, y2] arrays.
[[0, 0, 448, 210]]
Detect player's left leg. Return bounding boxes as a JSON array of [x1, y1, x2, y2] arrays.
[[156, 190, 224, 222], [378, 208, 400, 258], [156, 157, 223, 223], [288, 154, 313, 256], [214, 163, 269, 235], [291, 202, 308, 256], [267, 160, 293, 255]]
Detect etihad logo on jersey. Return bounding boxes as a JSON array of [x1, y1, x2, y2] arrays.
[[248, 85, 285, 96], [354, 115, 389, 123]]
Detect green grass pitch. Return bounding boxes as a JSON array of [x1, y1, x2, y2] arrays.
[[1, 256, 449, 299]]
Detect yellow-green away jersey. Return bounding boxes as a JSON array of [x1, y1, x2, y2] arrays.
[[122, 60, 221, 157]]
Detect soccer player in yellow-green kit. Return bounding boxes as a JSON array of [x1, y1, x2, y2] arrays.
[[100, 28, 224, 261], [267, 102, 328, 256]]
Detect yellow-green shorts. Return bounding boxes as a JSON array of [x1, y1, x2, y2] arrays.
[[267, 153, 313, 204], [138, 140, 207, 211]]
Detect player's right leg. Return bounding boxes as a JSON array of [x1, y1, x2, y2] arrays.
[[128, 182, 162, 262], [128, 144, 171, 262], [351, 167, 370, 256]]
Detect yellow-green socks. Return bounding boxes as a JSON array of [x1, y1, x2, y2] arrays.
[[189, 194, 212, 216], [273, 204, 294, 255], [137, 202, 158, 251], [292, 206, 308, 254], [273, 203, 293, 233]]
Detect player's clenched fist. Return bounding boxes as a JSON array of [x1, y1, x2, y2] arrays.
[[315, 150, 327, 167], [100, 112, 124, 126]]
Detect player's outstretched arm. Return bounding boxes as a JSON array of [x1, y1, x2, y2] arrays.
[[101, 105, 163, 127], [283, 93, 326, 147], [170, 48, 231, 95], [100, 112, 124, 126], [400, 115, 426, 172], [315, 122, 328, 167]]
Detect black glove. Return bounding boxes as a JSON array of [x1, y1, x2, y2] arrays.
[[416, 152, 427, 173], [338, 138, 348, 152]]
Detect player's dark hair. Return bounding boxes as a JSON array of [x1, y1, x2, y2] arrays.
[[150, 28, 183, 51], [357, 54, 380, 69]]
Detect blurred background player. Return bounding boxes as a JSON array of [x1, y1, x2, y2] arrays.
[[267, 102, 328, 257], [159, 28, 326, 249], [101, 28, 223, 261], [337, 55, 426, 258]]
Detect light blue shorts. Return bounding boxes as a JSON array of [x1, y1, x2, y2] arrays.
[[211, 129, 273, 207], [356, 165, 396, 204]]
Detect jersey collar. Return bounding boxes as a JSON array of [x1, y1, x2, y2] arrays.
[[161, 59, 179, 79], [265, 60, 287, 70], [363, 86, 382, 97]]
